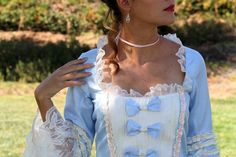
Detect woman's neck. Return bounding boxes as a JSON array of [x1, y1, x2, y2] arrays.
[[120, 24, 158, 44], [117, 24, 160, 66]]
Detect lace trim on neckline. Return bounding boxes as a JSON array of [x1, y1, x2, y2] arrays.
[[95, 33, 192, 97]]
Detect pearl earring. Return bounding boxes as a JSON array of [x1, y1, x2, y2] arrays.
[[126, 13, 130, 23]]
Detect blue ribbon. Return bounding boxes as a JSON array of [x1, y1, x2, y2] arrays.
[[125, 96, 161, 117], [124, 148, 158, 157], [126, 120, 161, 139]]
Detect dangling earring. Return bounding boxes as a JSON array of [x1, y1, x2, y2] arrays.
[[126, 13, 130, 23]]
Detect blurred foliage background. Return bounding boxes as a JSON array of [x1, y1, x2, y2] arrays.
[[0, 1, 236, 157], [0, 0, 235, 82]]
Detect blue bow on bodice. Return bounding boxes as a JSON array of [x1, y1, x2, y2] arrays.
[[126, 119, 161, 139], [124, 148, 158, 157], [125, 97, 161, 117]]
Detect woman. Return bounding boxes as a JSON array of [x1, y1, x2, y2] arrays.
[[24, 0, 220, 156]]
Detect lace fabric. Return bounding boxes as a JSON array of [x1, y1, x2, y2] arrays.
[[187, 133, 220, 156], [172, 90, 188, 157], [101, 93, 118, 157], [24, 106, 92, 157], [95, 33, 193, 97]]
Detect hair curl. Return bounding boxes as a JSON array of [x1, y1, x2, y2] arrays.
[[101, 0, 124, 75]]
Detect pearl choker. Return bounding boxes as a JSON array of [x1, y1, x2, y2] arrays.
[[114, 31, 160, 48]]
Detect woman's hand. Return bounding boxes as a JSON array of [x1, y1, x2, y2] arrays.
[[34, 57, 94, 101]]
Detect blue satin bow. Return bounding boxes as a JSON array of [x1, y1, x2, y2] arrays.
[[126, 120, 161, 139], [124, 148, 158, 157], [125, 96, 161, 117]]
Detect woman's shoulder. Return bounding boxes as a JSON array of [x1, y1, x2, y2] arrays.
[[163, 33, 205, 66], [185, 46, 205, 64], [184, 46, 207, 78], [79, 48, 98, 62], [163, 33, 206, 78], [77, 37, 106, 90], [79, 35, 107, 62]]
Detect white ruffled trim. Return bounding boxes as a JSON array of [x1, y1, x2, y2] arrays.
[[102, 92, 118, 157], [172, 89, 187, 157], [24, 106, 92, 157], [187, 133, 220, 156], [163, 34, 186, 73], [95, 34, 192, 97]]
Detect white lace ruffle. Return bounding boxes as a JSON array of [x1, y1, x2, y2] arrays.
[[102, 93, 118, 157], [95, 34, 192, 97], [172, 90, 187, 157], [163, 34, 186, 73], [187, 133, 220, 156], [24, 106, 92, 157]]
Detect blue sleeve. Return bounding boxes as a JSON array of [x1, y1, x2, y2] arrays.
[[187, 50, 220, 156], [64, 51, 96, 156]]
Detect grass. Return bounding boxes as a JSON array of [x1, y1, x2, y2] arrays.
[[0, 83, 235, 157], [0, 96, 36, 157], [211, 98, 236, 157], [0, 89, 96, 157]]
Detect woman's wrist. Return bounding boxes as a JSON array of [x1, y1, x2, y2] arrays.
[[34, 84, 51, 99], [34, 89, 54, 122]]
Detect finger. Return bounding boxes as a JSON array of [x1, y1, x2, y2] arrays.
[[63, 57, 88, 67], [61, 72, 92, 81], [62, 63, 95, 75], [62, 80, 86, 88]]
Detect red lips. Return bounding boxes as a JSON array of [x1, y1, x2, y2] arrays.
[[164, 4, 175, 12]]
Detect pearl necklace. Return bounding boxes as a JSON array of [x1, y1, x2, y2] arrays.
[[114, 31, 160, 48]]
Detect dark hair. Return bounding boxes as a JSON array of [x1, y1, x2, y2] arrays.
[[101, 0, 123, 74]]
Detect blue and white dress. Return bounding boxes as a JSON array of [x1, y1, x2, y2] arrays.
[[24, 34, 220, 157]]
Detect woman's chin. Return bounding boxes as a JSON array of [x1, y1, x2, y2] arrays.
[[166, 19, 175, 25], [163, 16, 176, 25], [156, 19, 175, 27]]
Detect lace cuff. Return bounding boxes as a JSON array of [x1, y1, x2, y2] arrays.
[[187, 133, 220, 157], [24, 106, 92, 157]]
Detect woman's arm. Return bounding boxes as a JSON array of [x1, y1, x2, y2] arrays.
[[187, 50, 220, 156], [24, 52, 96, 157], [34, 57, 94, 121]]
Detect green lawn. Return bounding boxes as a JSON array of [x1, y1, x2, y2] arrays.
[[0, 91, 235, 156], [211, 98, 236, 157]]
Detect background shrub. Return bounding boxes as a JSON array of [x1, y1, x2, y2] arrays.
[[0, 38, 90, 82], [0, 0, 235, 81], [0, 0, 107, 35]]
